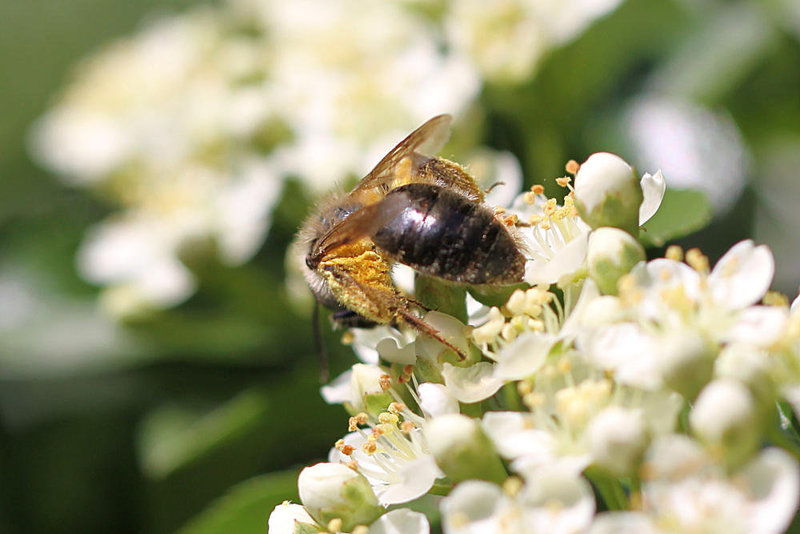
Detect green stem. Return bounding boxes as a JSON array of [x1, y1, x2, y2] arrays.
[[585, 467, 628, 511], [428, 482, 454, 497]]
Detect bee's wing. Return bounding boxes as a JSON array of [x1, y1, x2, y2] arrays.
[[350, 114, 452, 196]]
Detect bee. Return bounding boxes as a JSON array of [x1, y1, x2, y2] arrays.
[[297, 114, 526, 358]]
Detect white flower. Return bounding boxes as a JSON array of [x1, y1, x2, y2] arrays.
[[329, 399, 446, 506], [512, 157, 665, 287], [265, 0, 480, 192], [444, 0, 623, 85], [440, 466, 595, 534], [592, 435, 800, 534]]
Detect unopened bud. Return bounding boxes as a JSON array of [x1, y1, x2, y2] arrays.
[[586, 227, 646, 295], [587, 407, 647, 476], [574, 153, 642, 235], [659, 331, 715, 399], [426, 414, 507, 484], [297, 463, 382, 531], [690, 379, 759, 467], [267, 502, 319, 534]]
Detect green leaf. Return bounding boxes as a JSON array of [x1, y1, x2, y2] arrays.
[[176, 470, 300, 534], [137, 389, 271, 479], [639, 189, 712, 247]]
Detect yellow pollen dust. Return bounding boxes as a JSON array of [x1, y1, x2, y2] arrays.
[[379, 374, 392, 391], [565, 160, 580, 175], [378, 412, 399, 425], [341, 331, 355, 345], [503, 214, 519, 226], [517, 380, 533, 396], [763, 291, 789, 307], [388, 401, 406, 414], [665, 245, 684, 262], [523, 392, 545, 409], [685, 248, 710, 273], [503, 476, 524, 497], [543, 198, 558, 216], [327, 518, 343, 533]]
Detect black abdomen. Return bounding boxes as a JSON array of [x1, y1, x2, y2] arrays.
[[372, 183, 524, 284]]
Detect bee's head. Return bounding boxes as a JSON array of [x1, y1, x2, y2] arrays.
[[295, 193, 362, 310]]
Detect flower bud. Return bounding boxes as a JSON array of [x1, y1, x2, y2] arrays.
[[586, 406, 647, 476], [690, 379, 759, 467], [425, 414, 507, 484], [267, 502, 319, 534], [574, 153, 643, 235], [297, 462, 382, 531], [586, 227, 645, 295], [350, 364, 393, 417], [659, 330, 715, 399]]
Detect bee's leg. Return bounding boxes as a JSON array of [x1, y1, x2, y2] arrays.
[[322, 263, 467, 360], [394, 308, 467, 361], [484, 181, 505, 194]]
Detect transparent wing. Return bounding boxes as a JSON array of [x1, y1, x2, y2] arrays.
[[350, 114, 452, 196]]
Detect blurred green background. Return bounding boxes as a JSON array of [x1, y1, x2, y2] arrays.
[[1, 0, 799, 533]]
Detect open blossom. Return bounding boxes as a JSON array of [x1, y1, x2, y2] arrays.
[[441, 466, 595, 534], [591, 435, 800, 534], [509, 154, 665, 287]]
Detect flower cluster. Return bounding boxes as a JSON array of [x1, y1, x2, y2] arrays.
[[30, 0, 623, 316], [270, 153, 800, 534]]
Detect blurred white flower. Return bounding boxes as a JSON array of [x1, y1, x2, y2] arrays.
[[592, 435, 800, 534], [625, 96, 749, 215], [264, 0, 480, 192], [440, 466, 595, 534], [444, 0, 624, 85]]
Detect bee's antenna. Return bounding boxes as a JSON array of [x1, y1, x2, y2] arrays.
[[312, 302, 330, 383]]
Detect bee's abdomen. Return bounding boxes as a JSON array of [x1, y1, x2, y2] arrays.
[[372, 183, 525, 285]]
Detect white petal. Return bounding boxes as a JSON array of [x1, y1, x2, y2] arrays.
[[744, 448, 800, 534], [442, 362, 504, 403], [524, 230, 589, 286], [268, 502, 317, 534], [440, 480, 505, 534], [709, 240, 775, 309], [518, 466, 595, 534], [374, 455, 442, 506], [494, 331, 555, 380], [725, 306, 789, 346], [482, 412, 555, 462], [369, 508, 430, 534], [417, 382, 459, 417], [376, 337, 417, 365], [320, 370, 353, 405], [590, 512, 658, 534], [582, 323, 663, 390], [638, 170, 666, 224]]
